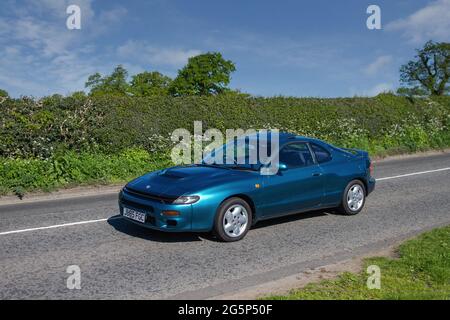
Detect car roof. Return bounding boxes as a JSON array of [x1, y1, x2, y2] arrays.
[[237, 132, 320, 145], [241, 130, 316, 142], [279, 132, 302, 142], [267, 132, 313, 144]]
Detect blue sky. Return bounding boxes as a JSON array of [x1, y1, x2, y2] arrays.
[[0, 0, 449, 97]]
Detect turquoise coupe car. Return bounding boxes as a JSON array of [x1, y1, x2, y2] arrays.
[[119, 133, 375, 241]]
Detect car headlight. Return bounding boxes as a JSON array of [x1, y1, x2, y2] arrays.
[[173, 195, 200, 204]]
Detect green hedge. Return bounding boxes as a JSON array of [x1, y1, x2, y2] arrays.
[[0, 149, 171, 196], [0, 94, 449, 195], [1, 94, 449, 158]]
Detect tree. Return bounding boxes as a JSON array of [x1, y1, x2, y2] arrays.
[[396, 86, 428, 98], [0, 89, 9, 98], [69, 91, 87, 99], [169, 52, 236, 96], [399, 41, 450, 96], [129, 71, 172, 97], [85, 65, 130, 96]]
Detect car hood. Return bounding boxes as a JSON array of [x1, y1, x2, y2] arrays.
[[125, 165, 254, 196]]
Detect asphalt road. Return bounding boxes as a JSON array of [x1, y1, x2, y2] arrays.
[[0, 153, 449, 299]]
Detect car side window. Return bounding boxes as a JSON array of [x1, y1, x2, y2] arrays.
[[310, 143, 332, 163], [279, 143, 314, 168]]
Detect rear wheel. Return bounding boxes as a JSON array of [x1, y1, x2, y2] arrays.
[[213, 197, 252, 242], [338, 180, 366, 215]]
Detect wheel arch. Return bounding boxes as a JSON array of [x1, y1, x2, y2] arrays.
[[353, 177, 368, 195], [222, 193, 257, 224]]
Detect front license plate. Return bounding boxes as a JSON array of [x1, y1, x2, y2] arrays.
[[123, 207, 146, 223]]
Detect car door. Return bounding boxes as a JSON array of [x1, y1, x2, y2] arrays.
[[261, 142, 325, 218], [309, 142, 360, 206]]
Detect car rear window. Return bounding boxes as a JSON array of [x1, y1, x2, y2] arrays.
[[310, 143, 332, 163]]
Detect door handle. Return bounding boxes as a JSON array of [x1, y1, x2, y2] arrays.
[[312, 172, 322, 177]]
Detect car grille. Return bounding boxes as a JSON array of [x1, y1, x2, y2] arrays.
[[120, 198, 154, 213], [123, 186, 178, 204]]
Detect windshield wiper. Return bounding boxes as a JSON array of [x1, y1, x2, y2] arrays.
[[229, 165, 259, 171], [195, 162, 258, 171], [194, 163, 231, 170]]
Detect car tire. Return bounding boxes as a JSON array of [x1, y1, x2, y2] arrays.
[[213, 197, 252, 242], [338, 180, 366, 215]]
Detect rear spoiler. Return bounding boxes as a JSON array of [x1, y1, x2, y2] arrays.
[[339, 147, 369, 158], [340, 147, 372, 174]]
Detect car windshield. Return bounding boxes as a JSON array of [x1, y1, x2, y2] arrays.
[[202, 136, 272, 171]]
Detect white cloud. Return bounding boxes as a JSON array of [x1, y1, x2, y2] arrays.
[[386, 0, 450, 43], [12, 17, 78, 57], [363, 55, 393, 76], [98, 6, 128, 23], [0, 1, 129, 97], [0, 0, 193, 97], [0, 39, 102, 96], [117, 40, 201, 67], [361, 83, 394, 96], [91, 6, 128, 36]]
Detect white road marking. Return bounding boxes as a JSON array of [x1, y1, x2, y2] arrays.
[[1, 167, 449, 236], [376, 167, 450, 181], [0, 217, 121, 236]]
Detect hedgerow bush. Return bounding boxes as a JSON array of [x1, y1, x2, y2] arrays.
[[0, 93, 449, 194], [0, 149, 171, 196]]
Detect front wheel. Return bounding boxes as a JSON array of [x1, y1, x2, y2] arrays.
[[213, 197, 252, 242], [338, 180, 366, 215]]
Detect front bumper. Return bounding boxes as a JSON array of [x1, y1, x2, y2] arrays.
[[118, 188, 193, 232], [367, 177, 376, 195]]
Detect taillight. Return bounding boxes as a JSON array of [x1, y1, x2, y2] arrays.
[[369, 162, 374, 176]]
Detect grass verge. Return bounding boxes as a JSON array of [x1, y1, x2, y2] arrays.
[[265, 225, 450, 300], [0, 149, 172, 197]]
